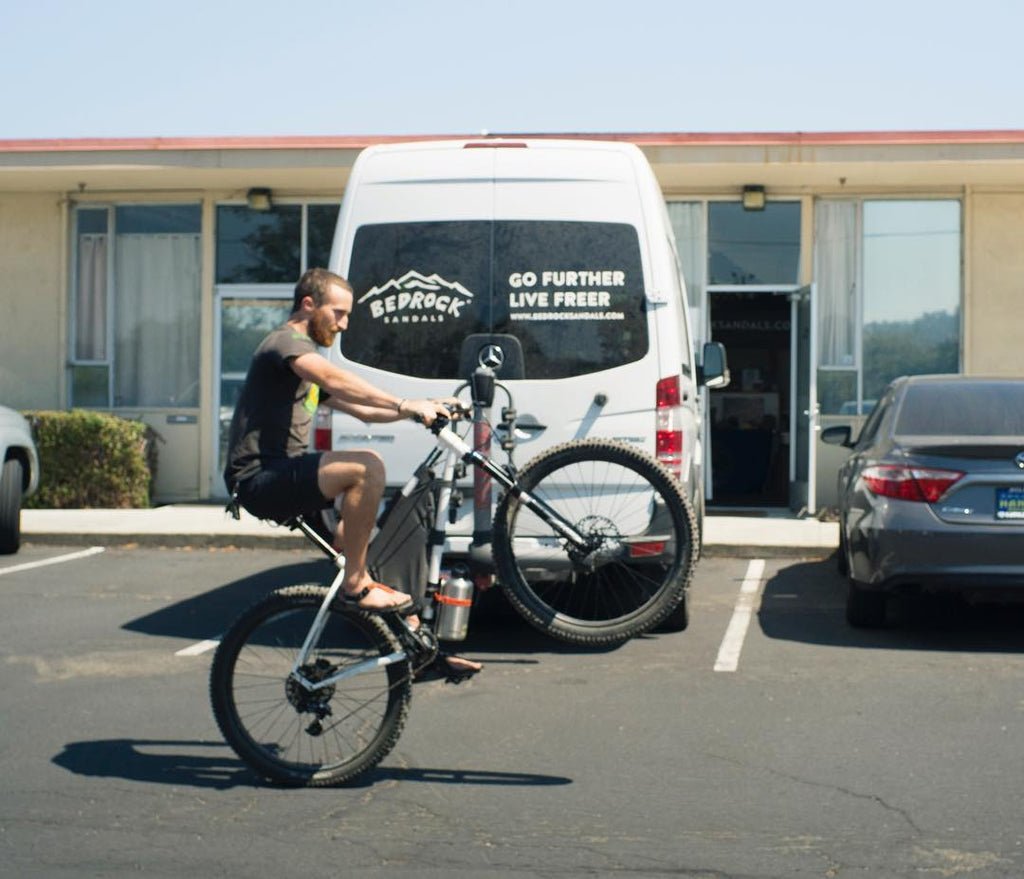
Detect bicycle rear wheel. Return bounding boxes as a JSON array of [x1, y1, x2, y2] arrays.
[[210, 585, 412, 786], [493, 440, 697, 646]]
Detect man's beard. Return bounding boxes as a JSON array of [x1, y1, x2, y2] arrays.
[[309, 313, 337, 347]]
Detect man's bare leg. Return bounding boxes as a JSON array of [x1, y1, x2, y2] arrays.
[[317, 450, 412, 611], [318, 450, 482, 671]]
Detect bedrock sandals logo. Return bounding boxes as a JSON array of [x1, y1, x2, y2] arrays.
[[358, 271, 473, 324]]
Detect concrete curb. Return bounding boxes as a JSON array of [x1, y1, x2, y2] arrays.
[[21, 507, 839, 558], [700, 543, 835, 560]]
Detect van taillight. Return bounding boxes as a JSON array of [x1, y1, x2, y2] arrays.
[[656, 376, 683, 480], [463, 141, 528, 149], [314, 406, 332, 451]]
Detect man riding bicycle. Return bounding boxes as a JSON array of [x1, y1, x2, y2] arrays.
[[224, 267, 451, 614]]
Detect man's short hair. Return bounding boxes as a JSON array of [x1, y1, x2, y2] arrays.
[[292, 268, 351, 312]]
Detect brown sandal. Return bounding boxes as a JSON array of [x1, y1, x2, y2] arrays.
[[335, 582, 415, 615]]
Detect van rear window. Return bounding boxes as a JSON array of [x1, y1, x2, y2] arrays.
[[342, 220, 648, 380]]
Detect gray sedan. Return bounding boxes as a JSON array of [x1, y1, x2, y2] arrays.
[[0, 406, 40, 554], [823, 375, 1024, 627]]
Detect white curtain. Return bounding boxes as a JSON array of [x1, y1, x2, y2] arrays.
[[75, 235, 107, 360], [114, 234, 201, 406], [815, 201, 857, 367], [666, 202, 705, 342]]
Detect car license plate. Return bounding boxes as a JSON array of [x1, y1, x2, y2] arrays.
[[995, 487, 1024, 519]]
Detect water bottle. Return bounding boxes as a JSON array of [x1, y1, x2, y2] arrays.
[[435, 565, 473, 641]]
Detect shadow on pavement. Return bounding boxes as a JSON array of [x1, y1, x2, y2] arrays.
[[122, 558, 337, 640], [122, 560, 630, 659], [52, 738, 572, 790], [759, 556, 1024, 653]]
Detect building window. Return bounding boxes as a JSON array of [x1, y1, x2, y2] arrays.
[[215, 202, 341, 283], [815, 198, 961, 414], [708, 201, 801, 285], [71, 204, 202, 408], [862, 200, 961, 402]]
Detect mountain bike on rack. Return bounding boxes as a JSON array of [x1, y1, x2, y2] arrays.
[[210, 378, 697, 786]]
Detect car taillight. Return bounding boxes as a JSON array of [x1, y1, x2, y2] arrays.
[[862, 465, 964, 503], [314, 405, 332, 451], [656, 375, 683, 480]]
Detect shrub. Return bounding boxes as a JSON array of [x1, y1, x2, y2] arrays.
[[23, 410, 157, 509]]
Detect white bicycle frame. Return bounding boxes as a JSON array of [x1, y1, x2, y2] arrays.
[[285, 419, 592, 694]]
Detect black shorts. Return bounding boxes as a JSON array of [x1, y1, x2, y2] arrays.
[[235, 454, 327, 524]]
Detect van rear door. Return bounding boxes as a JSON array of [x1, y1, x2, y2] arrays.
[[332, 142, 660, 485]]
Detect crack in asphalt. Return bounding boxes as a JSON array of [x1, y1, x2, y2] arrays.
[[704, 750, 923, 835]]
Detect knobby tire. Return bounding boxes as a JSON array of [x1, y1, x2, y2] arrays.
[[210, 585, 412, 787], [493, 440, 697, 646]]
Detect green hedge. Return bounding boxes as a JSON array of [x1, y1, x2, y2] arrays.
[[23, 410, 158, 509]]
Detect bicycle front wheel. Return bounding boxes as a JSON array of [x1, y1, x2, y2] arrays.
[[493, 440, 697, 646], [210, 585, 412, 787]]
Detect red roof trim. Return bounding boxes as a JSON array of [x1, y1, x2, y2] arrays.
[[2, 130, 1024, 153]]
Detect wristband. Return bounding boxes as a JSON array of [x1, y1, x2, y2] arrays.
[[395, 399, 406, 415]]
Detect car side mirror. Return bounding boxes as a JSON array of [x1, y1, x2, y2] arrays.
[[697, 341, 730, 389], [821, 425, 854, 448]]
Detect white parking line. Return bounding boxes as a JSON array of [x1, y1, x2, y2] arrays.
[[175, 638, 221, 657], [0, 546, 105, 577], [714, 558, 766, 673]]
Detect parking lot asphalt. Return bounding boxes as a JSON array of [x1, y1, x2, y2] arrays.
[[2, 544, 1022, 879]]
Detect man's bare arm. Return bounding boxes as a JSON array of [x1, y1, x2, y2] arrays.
[[325, 397, 403, 423], [291, 351, 450, 424], [292, 351, 402, 411]]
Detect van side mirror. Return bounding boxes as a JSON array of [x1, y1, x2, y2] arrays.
[[821, 425, 854, 448], [697, 341, 730, 389]]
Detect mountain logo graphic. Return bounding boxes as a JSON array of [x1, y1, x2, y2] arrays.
[[358, 271, 474, 324]]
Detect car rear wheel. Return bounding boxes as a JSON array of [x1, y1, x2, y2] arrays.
[[846, 581, 886, 628], [0, 458, 23, 555]]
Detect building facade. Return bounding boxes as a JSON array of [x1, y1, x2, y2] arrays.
[[2, 131, 1023, 510]]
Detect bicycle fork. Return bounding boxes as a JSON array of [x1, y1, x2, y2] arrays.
[[433, 424, 593, 549], [284, 560, 419, 696]]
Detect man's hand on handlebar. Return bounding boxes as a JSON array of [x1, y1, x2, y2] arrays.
[[434, 397, 472, 420], [399, 398, 453, 426]]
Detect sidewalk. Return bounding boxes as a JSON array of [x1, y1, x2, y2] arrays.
[[21, 505, 838, 558]]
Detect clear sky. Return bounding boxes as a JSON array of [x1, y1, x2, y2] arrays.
[[3, 0, 1023, 139]]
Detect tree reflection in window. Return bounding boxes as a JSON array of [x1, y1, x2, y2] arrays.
[[216, 206, 301, 284]]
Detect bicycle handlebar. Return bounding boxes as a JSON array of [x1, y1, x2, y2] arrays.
[[411, 400, 473, 434]]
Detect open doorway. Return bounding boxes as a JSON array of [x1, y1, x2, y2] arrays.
[[708, 291, 791, 506]]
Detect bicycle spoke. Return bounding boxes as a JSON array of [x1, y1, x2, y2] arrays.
[[495, 441, 693, 644]]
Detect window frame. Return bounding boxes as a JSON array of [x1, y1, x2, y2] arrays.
[[814, 196, 964, 416], [69, 201, 204, 410], [69, 204, 115, 407], [213, 199, 342, 286]]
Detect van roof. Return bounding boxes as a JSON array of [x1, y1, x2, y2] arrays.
[[360, 138, 643, 153], [354, 138, 646, 185]]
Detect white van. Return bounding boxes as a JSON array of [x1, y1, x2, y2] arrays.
[[326, 138, 726, 569]]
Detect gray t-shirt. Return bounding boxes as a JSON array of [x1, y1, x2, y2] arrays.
[[224, 325, 327, 487]]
